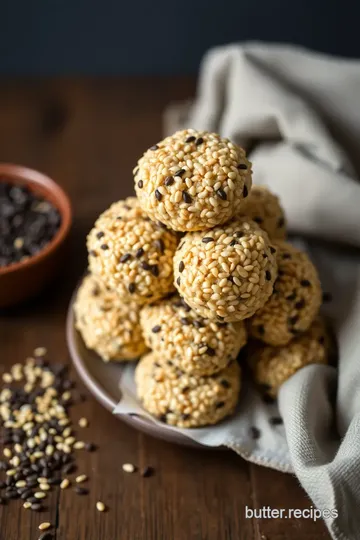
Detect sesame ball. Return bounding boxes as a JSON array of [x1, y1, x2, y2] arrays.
[[135, 351, 241, 428], [248, 241, 322, 346], [237, 185, 286, 240], [248, 317, 329, 398], [87, 201, 178, 305], [134, 129, 252, 231], [173, 217, 278, 322], [74, 274, 147, 361], [140, 296, 247, 376]]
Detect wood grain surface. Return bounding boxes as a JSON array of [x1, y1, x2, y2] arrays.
[[0, 78, 330, 540]]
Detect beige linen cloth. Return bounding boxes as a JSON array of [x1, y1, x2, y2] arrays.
[[116, 43, 360, 540]]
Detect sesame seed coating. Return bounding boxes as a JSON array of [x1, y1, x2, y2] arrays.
[[173, 217, 278, 322], [87, 200, 178, 304], [140, 296, 247, 376], [135, 352, 241, 428], [237, 185, 286, 240], [74, 274, 147, 361], [248, 317, 329, 398], [248, 241, 322, 346], [134, 129, 252, 232]]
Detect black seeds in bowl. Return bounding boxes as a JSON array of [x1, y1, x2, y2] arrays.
[[0, 180, 61, 268]]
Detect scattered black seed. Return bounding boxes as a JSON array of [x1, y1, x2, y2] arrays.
[[238, 163, 247, 170], [96, 231, 104, 239], [154, 239, 164, 253], [257, 325, 265, 336], [182, 191, 192, 204], [31, 503, 43, 511], [155, 189, 162, 202], [288, 315, 299, 326], [75, 487, 89, 496], [63, 463, 77, 475], [128, 283, 136, 294], [193, 320, 204, 328], [164, 176, 174, 186], [269, 417, 283, 426], [174, 169, 185, 177], [100, 244, 109, 250], [287, 292, 296, 301], [48, 478, 62, 485], [141, 261, 151, 271], [152, 325, 162, 333], [228, 276, 234, 283], [0, 481, 5, 489], [205, 347, 216, 357], [141, 466, 154, 478], [137, 180, 144, 189], [120, 253, 132, 263], [150, 145, 159, 151], [220, 380, 230, 389], [5, 490, 18, 499], [157, 221, 167, 229], [181, 386, 190, 394], [235, 231, 245, 238], [202, 237, 214, 243], [215, 401, 225, 409], [322, 292, 332, 303], [282, 252, 291, 259], [176, 277, 181, 286], [135, 247, 144, 258], [277, 217, 285, 228], [39, 532, 53, 540], [216, 188, 227, 201], [250, 426, 261, 440], [301, 279, 311, 287], [150, 265, 159, 277], [262, 394, 276, 405], [295, 299, 305, 310], [185, 136, 196, 143], [270, 246, 276, 254], [195, 137, 204, 146], [85, 442, 97, 452], [243, 185, 248, 198], [230, 240, 238, 247], [265, 271, 271, 281], [180, 317, 190, 325], [178, 261, 185, 273], [182, 413, 191, 420], [159, 414, 168, 423]]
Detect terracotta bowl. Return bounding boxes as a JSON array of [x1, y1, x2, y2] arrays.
[[0, 164, 72, 308]]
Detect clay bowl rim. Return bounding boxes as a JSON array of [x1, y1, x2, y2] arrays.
[[0, 163, 72, 276]]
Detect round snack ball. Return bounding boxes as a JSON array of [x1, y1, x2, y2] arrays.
[[140, 296, 247, 376], [248, 317, 329, 398], [87, 202, 178, 305], [135, 351, 241, 428], [134, 129, 252, 231], [74, 274, 147, 361], [237, 185, 286, 240], [173, 217, 278, 322], [248, 241, 322, 346]]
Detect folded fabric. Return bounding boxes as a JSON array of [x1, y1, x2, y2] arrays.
[[162, 43, 360, 540]]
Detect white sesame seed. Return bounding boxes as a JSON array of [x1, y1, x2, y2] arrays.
[[23, 502, 31, 509], [122, 463, 136, 473], [38, 522, 51, 531], [78, 417, 88, 428], [34, 492, 46, 499], [96, 501, 106, 512], [60, 478, 70, 489], [76, 474, 87, 483], [34, 347, 47, 357]]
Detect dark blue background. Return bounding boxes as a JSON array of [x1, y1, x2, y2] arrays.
[[0, 0, 357, 75]]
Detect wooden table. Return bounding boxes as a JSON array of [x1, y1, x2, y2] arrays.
[[0, 78, 330, 540]]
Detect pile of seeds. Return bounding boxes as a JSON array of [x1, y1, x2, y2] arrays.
[[0, 181, 61, 268]]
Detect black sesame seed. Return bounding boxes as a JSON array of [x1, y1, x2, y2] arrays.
[[141, 466, 154, 478], [288, 315, 299, 326], [0, 497, 5, 505], [269, 417, 283, 426], [75, 487, 89, 495], [174, 169, 185, 177], [235, 231, 245, 238], [243, 185, 248, 198], [150, 145, 159, 151], [182, 413, 191, 420], [262, 394, 276, 405], [202, 237, 214, 243], [128, 283, 136, 294], [250, 426, 261, 440], [155, 189, 162, 201], [206, 346, 216, 357], [138, 180, 144, 189], [215, 401, 225, 409], [85, 442, 97, 452], [322, 292, 333, 303], [265, 270, 271, 281], [141, 261, 151, 271], [277, 217, 285, 228], [230, 240, 238, 247], [182, 386, 190, 394], [176, 277, 181, 286], [282, 252, 291, 259], [254, 217, 263, 224], [287, 292, 296, 301], [220, 380, 230, 389], [48, 478, 62, 485], [195, 137, 204, 146], [62, 463, 76, 475], [152, 325, 161, 333], [228, 276, 234, 283], [185, 136, 196, 143], [182, 191, 192, 204], [270, 246, 276, 254], [154, 239, 164, 253], [193, 320, 204, 328], [30, 503, 43, 511], [164, 176, 174, 187], [120, 253, 132, 263], [301, 279, 311, 287], [180, 317, 190, 325], [150, 265, 159, 277], [100, 244, 109, 250], [295, 299, 305, 310], [136, 247, 144, 258], [159, 414, 168, 423], [178, 261, 185, 273], [238, 163, 247, 170], [216, 188, 227, 201], [96, 231, 104, 239]]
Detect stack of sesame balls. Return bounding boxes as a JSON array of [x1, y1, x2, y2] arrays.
[[74, 129, 330, 429]]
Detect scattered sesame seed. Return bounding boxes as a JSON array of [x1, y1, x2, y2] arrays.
[[141, 466, 154, 478], [34, 492, 46, 499], [76, 474, 87, 483], [60, 479, 70, 490], [96, 501, 106, 512], [78, 417, 88, 428], [155, 189, 162, 201], [137, 180, 143, 189], [34, 347, 47, 357], [23, 501, 31, 509], [38, 523, 51, 531], [122, 463, 136, 473], [250, 426, 261, 440]]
